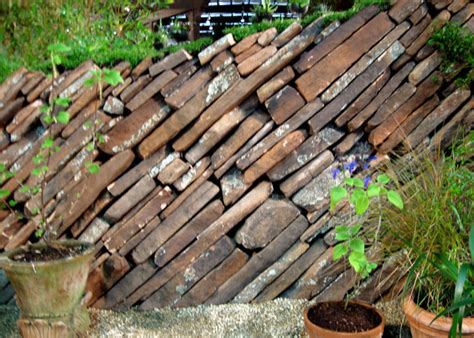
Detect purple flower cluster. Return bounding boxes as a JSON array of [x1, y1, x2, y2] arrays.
[[332, 155, 377, 188]]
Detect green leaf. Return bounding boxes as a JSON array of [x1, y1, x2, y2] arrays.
[[387, 190, 404, 209], [367, 184, 381, 198], [43, 114, 54, 125], [54, 97, 71, 107], [349, 238, 365, 254], [47, 43, 71, 54], [41, 137, 54, 149], [52, 54, 62, 66], [345, 177, 355, 186], [8, 199, 17, 207], [84, 78, 96, 88], [103, 69, 124, 86], [333, 243, 349, 261], [33, 154, 44, 165], [349, 224, 362, 236], [470, 226, 474, 264], [87, 163, 100, 174], [376, 174, 390, 185], [0, 189, 10, 199], [39, 105, 50, 114], [355, 193, 369, 215], [56, 111, 70, 124], [19, 185, 30, 193], [349, 251, 367, 273], [86, 142, 95, 152], [335, 225, 350, 241], [0, 164, 5, 172], [330, 186, 347, 209], [353, 178, 365, 188], [35, 228, 45, 239]]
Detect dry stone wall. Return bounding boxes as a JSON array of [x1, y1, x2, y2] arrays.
[[0, 0, 473, 309]]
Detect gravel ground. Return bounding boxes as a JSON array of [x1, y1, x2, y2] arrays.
[[0, 298, 411, 337]]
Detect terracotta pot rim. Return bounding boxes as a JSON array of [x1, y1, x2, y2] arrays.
[[0, 239, 94, 268], [402, 294, 474, 334], [304, 300, 385, 336]]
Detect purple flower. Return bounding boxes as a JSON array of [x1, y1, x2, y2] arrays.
[[331, 168, 340, 180], [367, 155, 377, 162], [364, 175, 371, 188], [348, 160, 357, 174]]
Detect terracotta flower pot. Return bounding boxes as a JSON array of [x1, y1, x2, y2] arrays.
[[304, 301, 385, 338], [403, 295, 474, 338], [0, 240, 94, 337]]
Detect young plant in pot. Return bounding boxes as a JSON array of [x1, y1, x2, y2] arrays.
[[251, 0, 278, 22], [0, 44, 123, 337], [288, 0, 310, 17], [304, 157, 404, 337], [378, 139, 474, 338]]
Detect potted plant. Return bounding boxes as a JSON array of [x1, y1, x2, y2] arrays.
[[303, 156, 404, 337], [288, 0, 310, 16], [378, 137, 474, 337], [0, 43, 123, 337], [251, 0, 278, 22], [169, 19, 189, 42]]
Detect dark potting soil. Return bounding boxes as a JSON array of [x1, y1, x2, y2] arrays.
[[11, 244, 87, 262], [308, 302, 382, 333]]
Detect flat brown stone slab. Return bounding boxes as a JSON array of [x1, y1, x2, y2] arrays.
[[296, 12, 394, 102], [235, 198, 300, 249], [212, 111, 270, 171], [235, 44, 263, 64], [243, 130, 307, 185], [175, 249, 249, 307], [6, 100, 42, 134], [120, 75, 152, 103], [406, 10, 450, 56], [265, 86, 305, 124], [280, 150, 334, 197], [210, 50, 234, 73], [231, 32, 261, 55], [165, 66, 214, 109], [161, 167, 213, 219], [403, 88, 471, 150], [161, 65, 198, 98], [368, 72, 443, 146], [107, 147, 167, 196], [149, 49, 192, 76], [237, 99, 323, 170], [0, 97, 24, 127], [321, 21, 409, 103], [61, 99, 100, 138], [26, 76, 50, 103], [174, 157, 211, 192], [131, 57, 153, 79], [78, 217, 110, 244], [126, 70, 177, 111], [408, 51, 442, 85], [308, 41, 405, 134], [141, 236, 235, 309], [257, 66, 295, 103], [103, 96, 124, 115], [103, 174, 156, 224], [409, 3, 428, 25], [378, 95, 440, 153], [139, 65, 240, 158], [154, 200, 224, 267], [214, 120, 275, 179], [171, 17, 326, 155], [333, 130, 365, 155], [0, 67, 27, 102], [255, 240, 328, 302], [198, 34, 236, 65], [237, 46, 278, 77], [388, 0, 423, 23], [294, 5, 379, 74], [257, 28, 278, 47], [118, 217, 162, 257], [272, 22, 302, 48], [232, 241, 308, 303], [104, 187, 175, 253], [71, 192, 113, 238], [185, 97, 258, 164], [268, 125, 343, 182], [206, 215, 308, 304], [335, 70, 390, 127], [101, 98, 170, 154], [125, 181, 272, 307], [448, 0, 469, 12], [158, 158, 191, 184], [54, 150, 135, 236], [348, 62, 415, 131], [131, 181, 219, 264], [366, 82, 417, 130]]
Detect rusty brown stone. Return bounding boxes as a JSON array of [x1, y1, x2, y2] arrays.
[[237, 46, 278, 77], [406, 10, 450, 56], [257, 28, 278, 46], [388, 0, 423, 23], [174, 157, 211, 192], [161, 65, 198, 98], [409, 51, 442, 85], [158, 158, 191, 185], [409, 3, 428, 25], [265, 86, 305, 125], [131, 57, 153, 79], [198, 34, 236, 65], [0, 97, 24, 127], [231, 32, 262, 55], [70, 191, 113, 238], [272, 22, 302, 48], [120, 75, 152, 103], [257, 66, 295, 103], [210, 50, 234, 73], [149, 49, 192, 76], [296, 12, 395, 102]]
